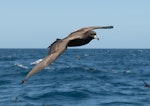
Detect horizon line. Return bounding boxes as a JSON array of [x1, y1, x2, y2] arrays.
[[0, 48, 150, 50]]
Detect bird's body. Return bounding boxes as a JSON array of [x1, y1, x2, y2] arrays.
[[67, 31, 96, 47], [22, 26, 113, 83]]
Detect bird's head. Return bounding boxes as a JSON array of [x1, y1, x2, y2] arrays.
[[86, 30, 99, 40]]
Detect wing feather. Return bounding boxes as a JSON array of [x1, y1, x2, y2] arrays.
[[23, 39, 67, 81], [75, 26, 113, 33], [65, 26, 113, 41], [25, 53, 59, 79], [48, 39, 62, 55]]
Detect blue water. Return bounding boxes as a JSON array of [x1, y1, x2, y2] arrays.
[[0, 49, 150, 106]]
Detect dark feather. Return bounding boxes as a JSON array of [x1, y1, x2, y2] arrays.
[[48, 38, 62, 55]]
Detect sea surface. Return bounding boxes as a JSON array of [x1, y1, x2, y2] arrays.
[[0, 49, 150, 106]]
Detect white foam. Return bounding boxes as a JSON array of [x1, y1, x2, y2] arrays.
[[84, 53, 89, 57], [124, 70, 131, 74], [30, 59, 43, 65], [15, 63, 28, 69]]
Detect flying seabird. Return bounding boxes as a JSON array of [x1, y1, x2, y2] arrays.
[[22, 26, 113, 83]]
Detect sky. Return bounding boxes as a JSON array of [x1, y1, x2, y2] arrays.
[[0, 0, 150, 49]]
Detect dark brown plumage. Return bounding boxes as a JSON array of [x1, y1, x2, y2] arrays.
[[22, 26, 113, 83]]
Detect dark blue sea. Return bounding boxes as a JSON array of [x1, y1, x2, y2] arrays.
[[1, 49, 150, 106]]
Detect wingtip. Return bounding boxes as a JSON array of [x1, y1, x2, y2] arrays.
[[108, 26, 114, 28], [22, 79, 27, 84], [102, 26, 113, 29]]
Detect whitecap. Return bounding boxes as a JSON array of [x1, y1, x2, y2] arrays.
[[0, 55, 17, 61], [15, 63, 28, 69], [124, 70, 131, 74], [84, 53, 89, 57], [30, 59, 43, 65]]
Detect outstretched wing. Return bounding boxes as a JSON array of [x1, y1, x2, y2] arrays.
[[48, 39, 62, 55], [23, 39, 67, 81], [65, 26, 113, 41], [75, 26, 113, 33]]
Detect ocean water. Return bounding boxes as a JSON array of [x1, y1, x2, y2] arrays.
[[0, 49, 150, 106]]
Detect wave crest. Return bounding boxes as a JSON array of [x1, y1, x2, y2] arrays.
[[0, 56, 17, 61], [15, 63, 28, 69]]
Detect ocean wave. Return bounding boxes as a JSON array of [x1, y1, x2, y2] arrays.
[[100, 101, 141, 106], [15, 63, 28, 69], [0, 55, 17, 61], [0, 80, 12, 85], [84, 53, 89, 57], [1, 49, 150, 106], [23, 90, 89, 100]]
